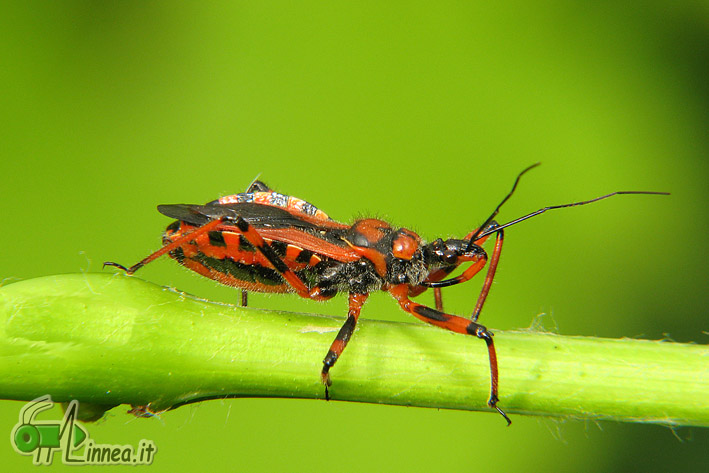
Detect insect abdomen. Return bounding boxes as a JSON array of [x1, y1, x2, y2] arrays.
[[164, 221, 325, 293]]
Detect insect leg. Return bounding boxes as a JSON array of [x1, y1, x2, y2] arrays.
[[232, 219, 368, 393], [223, 218, 331, 301], [238, 179, 274, 308], [321, 292, 369, 400], [426, 218, 503, 289], [434, 288, 443, 311], [420, 253, 485, 310], [422, 225, 504, 322], [422, 221, 499, 310], [425, 259, 486, 311], [104, 218, 225, 274], [389, 284, 510, 425], [472, 227, 503, 322], [425, 255, 489, 288]]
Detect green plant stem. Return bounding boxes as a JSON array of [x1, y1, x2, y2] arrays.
[[1, 274, 707, 426]]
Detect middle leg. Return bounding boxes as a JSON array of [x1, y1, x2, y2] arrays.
[[321, 292, 369, 400]]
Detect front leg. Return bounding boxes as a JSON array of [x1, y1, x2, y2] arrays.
[[420, 220, 501, 313], [321, 292, 369, 400], [389, 284, 510, 425]]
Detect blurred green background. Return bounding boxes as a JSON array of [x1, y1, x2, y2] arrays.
[[1, 1, 707, 471]]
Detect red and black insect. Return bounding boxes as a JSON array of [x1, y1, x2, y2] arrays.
[[104, 164, 667, 424]]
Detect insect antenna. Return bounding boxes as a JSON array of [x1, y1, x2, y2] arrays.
[[466, 162, 541, 250], [475, 190, 670, 240]]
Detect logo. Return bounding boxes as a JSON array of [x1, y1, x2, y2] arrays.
[[10, 395, 157, 466]]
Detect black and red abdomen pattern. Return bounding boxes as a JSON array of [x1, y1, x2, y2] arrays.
[[163, 221, 325, 293]]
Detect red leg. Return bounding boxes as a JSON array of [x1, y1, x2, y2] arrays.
[[426, 220, 500, 289], [104, 218, 225, 274], [231, 221, 367, 393], [429, 257, 488, 289], [472, 228, 504, 322], [419, 228, 493, 308], [422, 228, 504, 323], [389, 284, 510, 425], [321, 293, 369, 399], [434, 287, 444, 311], [106, 214, 330, 302]]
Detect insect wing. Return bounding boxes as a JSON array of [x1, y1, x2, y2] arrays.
[[158, 202, 360, 262], [158, 202, 319, 230]]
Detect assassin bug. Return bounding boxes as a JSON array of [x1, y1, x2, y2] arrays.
[[104, 164, 667, 424]]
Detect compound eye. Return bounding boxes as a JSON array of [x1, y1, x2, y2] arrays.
[[442, 250, 458, 264], [392, 234, 418, 260]]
